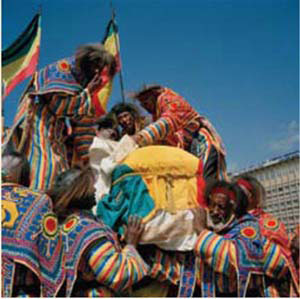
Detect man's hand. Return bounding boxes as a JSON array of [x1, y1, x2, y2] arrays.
[[124, 215, 145, 247], [191, 207, 207, 235], [87, 70, 102, 94]]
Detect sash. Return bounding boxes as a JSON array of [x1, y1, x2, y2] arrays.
[[178, 253, 197, 297]]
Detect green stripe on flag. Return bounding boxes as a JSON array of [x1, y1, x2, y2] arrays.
[[3, 14, 39, 59], [2, 31, 38, 67], [102, 19, 118, 43]]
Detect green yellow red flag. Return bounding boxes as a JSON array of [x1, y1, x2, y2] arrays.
[[92, 19, 121, 113], [2, 13, 41, 99]]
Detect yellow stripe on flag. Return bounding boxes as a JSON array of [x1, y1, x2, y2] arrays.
[[3, 29, 41, 85]]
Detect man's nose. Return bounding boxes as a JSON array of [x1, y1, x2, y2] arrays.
[[212, 206, 220, 214]]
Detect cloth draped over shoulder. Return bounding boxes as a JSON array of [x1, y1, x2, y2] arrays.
[[96, 145, 206, 251], [2, 183, 65, 297]]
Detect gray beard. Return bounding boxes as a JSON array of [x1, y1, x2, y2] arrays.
[[207, 213, 235, 233]]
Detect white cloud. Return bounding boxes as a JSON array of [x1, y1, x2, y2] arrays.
[[270, 120, 299, 152]]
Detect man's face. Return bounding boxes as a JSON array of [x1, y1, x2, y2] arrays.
[[117, 111, 135, 134], [208, 193, 232, 225]]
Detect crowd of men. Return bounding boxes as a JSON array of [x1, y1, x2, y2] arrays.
[[2, 43, 300, 297]]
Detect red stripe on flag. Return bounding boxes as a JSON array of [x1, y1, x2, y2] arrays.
[[91, 66, 111, 116], [115, 53, 121, 73], [92, 91, 106, 117], [5, 47, 40, 97]]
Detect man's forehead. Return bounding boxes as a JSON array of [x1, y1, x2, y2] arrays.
[[118, 111, 132, 117], [210, 193, 228, 202]]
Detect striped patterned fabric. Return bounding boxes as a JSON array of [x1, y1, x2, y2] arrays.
[[87, 241, 149, 293], [2, 13, 41, 98], [69, 116, 98, 165], [24, 88, 93, 190], [59, 210, 148, 297], [4, 56, 108, 190], [250, 209, 299, 296], [135, 87, 227, 180], [194, 214, 267, 297], [194, 213, 297, 297], [147, 248, 182, 285], [263, 238, 288, 278], [194, 229, 237, 295]]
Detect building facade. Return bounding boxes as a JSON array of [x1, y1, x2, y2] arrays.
[[231, 151, 299, 233]]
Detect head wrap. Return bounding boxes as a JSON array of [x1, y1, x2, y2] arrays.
[[211, 187, 235, 202], [237, 178, 255, 206]]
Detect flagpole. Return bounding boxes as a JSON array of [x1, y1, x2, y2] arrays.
[[109, 0, 126, 103]]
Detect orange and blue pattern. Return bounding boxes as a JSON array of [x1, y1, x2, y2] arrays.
[[194, 229, 237, 295], [60, 210, 148, 296], [87, 241, 149, 293]]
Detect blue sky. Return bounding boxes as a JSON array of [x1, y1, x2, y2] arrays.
[[2, 0, 299, 172]]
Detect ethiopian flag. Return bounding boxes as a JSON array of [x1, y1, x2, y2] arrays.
[[2, 13, 41, 99], [103, 19, 121, 72], [92, 19, 121, 113]]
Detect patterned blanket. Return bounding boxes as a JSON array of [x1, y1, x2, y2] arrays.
[[2, 183, 64, 297]]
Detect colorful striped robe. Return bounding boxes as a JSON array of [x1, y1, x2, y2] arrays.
[[135, 87, 227, 180], [5, 57, 107, 190], [194, 213, 292, 297], [60, 210, 148, 297], [250, 209, 299, 296]]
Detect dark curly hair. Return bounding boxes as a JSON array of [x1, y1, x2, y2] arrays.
[[47, 167, 96, 217], [111, 102, 141, 118], [75, 43, 117, 84], [129, 84, 163, 101]]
